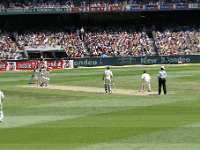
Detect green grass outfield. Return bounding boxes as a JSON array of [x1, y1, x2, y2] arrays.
[[0, 64, 200, 150]]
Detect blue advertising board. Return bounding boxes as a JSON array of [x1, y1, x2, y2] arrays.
[[69, 55, 200, 67], [176, 3, 188, 9], [130, 5, 142, 11], [160, 4, 172, 10]]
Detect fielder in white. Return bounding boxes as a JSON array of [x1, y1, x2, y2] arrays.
[[102, 66, 113, 94], [0, 91, 5, 122], [139, 70, 151, 92]]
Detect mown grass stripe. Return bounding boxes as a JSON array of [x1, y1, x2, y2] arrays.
[[75, 143, 200, 150], [0, 115, 81, 128]]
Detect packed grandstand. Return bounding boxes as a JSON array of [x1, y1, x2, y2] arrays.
[[0, 0, 199, 8], [1, 25, 200, 59], [0, 0, 200, 60]]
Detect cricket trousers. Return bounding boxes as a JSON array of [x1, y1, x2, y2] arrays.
[[0, 103, 3, 121], [104, 79, 112, 93], [158, 78, 167, 95]]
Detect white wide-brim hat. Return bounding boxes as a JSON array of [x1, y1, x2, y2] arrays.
[[161, 66, 165, 70]]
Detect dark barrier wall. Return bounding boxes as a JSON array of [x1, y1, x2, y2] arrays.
[[3, 55, 199, 67], [70, 55, 200, 67]]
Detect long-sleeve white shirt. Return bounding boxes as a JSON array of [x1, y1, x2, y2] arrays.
[[158, 70, 167, 79], [142, 73, 151, 82], [104, 70, 113, 81]]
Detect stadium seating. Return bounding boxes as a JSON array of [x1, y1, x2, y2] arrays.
[[153, 25, 200, 55], [0, 33, 23, 59], [1, 25, 200, 59], [0, 0, 200, 59]]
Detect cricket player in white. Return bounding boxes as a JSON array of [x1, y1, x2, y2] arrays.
[[102, 66, 113, 94], [0, 91, 5, 122], [34, 67, 41, 87], [40, 67, 52, 87], [139, 70, 151, 92]]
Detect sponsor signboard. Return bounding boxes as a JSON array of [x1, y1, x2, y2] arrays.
[[0, 62, 7, 71], [46, 60, 64, 69], [188, 3, 198, 9], [0, 56, 200, 71], [89, 6, 105, 12], [71, 7, 84, 13], [7, 62, 16, 71], [63, 60, 74, 69], [130, 5, 143, 11], [145, 5, 158, 10], [15, 60, 38, 70], [110, 6, 123, 11], [160, 4, 173, 10], [176, 3, 189, 9]]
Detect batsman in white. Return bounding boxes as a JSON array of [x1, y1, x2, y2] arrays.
[[40, 67, 52, 87], [102, 66, 113, 94], [34, 66, 41, 87], [0, 91, 5, 122], [139, 70, 151, 92]]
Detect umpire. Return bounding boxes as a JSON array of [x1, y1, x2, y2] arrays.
[[158, 66, 167, 95]]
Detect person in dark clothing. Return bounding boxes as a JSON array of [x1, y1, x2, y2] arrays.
[[157, 66, 167, 95]]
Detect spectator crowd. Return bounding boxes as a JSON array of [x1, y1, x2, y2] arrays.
[[0, 1, 200, 60], [0, 0, 200, 9], [0, 33, 23, 59], [153, 25, 200, 55], [1, 25, 200, 60], [10, 26, 153, 58]]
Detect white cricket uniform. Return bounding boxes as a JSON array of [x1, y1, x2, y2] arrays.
[[140, 73, 151, 92], [103, 69, 113, 93], [142, 73, 151, 83], [40, 70, 50, 86], [35, 69, 41, 81], [0, 91, 5, 122], [104, 70, 113, 80]]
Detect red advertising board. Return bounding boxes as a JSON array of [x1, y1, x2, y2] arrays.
[[46, 60, 64, 69], [7, 62, 16, 71], [16, 60, 38, 70], [89, 6, 105, 12], [110, 6, 123, 11], [0, 60, 73, 71], [71, 7, 84, 13]]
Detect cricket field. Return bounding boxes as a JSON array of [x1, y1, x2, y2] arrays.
[[0, 64, 200, 150]]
